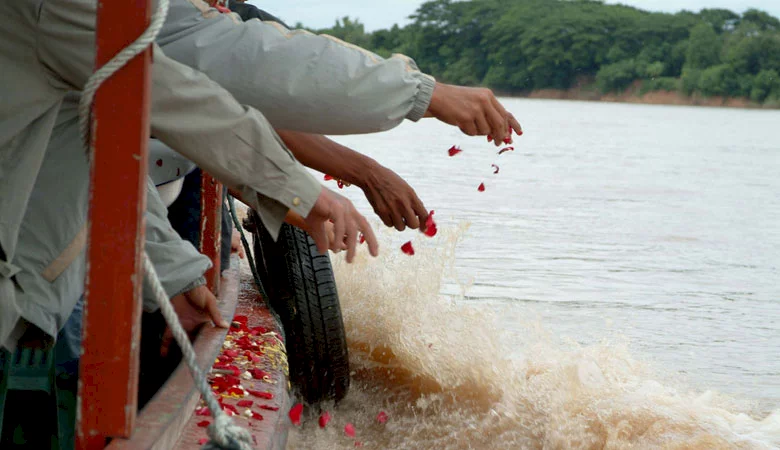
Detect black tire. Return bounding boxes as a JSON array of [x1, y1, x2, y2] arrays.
[[246, 212, 350, 405]]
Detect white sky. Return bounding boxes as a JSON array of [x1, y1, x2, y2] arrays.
[[247, 0, 780, 32]]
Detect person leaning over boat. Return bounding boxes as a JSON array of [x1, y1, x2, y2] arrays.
[[0, 0, 379, 355], [157, 0, 521, 229]]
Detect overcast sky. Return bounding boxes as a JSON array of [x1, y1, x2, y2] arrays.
[[247, 0, 780, 31]]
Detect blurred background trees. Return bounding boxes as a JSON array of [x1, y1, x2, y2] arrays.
[[307, 0, 780, 105]]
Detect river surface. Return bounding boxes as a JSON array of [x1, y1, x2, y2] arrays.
[[286, 99, 780, 449]]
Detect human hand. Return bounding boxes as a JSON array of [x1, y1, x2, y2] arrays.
[[230, 229, 245, 259], [425, 82, 522, 146], [303, 187, 379, 263], [161, 285, 229, 357], [360, 164, 428, 231]]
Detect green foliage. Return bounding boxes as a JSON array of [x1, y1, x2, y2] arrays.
[[596, 60, 638, 92], [686, 23, 721, 69], [308, 0, 780, 104], [751, 69, 780, 102]]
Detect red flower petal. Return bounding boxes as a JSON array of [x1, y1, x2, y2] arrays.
[[237, 400, 253, 407], [376, 411, 388, 424], [318, 411, 332, 428], [359, 233, 366, 244], [447, 145, 463, 157], [344, 423, 356, 438], [259, 405, 280, 411], [222, 404, 239, 415], [478, 183, 486, 192], [498, 146, 514, 156], [197, 420, 210, 428], [491, 164, 500, 174], [324, 174, 334, 181], [400, 241, 415, 256], [289, 403, 304, 426], [355, 442, 363, 447], [198, 438, 208, 445], [248, 390, 274, 399], [224, 349, 240, 358], [487, 135, 493, 142], [251, 369, 270, 380], [423, 210, 437, 237], [252, 412, 264, 421], [233, 315, 248, 324], [195, 407, 211, 416], [337, 180, 344, 189]]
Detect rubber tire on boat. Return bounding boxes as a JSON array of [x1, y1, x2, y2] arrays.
[[247, 212, 350, 405]]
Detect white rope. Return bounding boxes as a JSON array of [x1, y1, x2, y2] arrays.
[[142, 254, 254, 450], [78, 0, 169, 151], [78, 1, 254, 448]]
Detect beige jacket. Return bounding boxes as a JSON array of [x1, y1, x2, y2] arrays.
[[0, 0, 321, 350]]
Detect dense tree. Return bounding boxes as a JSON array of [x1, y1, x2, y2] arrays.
[[308, 0, 780, 104]]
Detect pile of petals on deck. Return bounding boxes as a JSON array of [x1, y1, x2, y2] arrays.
[[196, 315, 287, 433]]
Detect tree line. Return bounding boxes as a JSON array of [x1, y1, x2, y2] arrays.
[[302, 0, 780, 105]]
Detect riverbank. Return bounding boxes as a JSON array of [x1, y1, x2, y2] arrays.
[[521, 83, 780, 109]]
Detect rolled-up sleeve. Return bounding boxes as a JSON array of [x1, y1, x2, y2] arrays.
[[158, 0, 436, 135]]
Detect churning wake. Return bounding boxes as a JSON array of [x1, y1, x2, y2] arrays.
[[286, 224, 779, 449]]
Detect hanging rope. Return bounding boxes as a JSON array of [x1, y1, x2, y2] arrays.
[[78, 1, 253, 448]]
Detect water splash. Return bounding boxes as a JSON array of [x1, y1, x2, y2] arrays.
[[287, 224, 780, 449]]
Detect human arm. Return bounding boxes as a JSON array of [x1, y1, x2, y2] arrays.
[[276, 130, 429, 231]]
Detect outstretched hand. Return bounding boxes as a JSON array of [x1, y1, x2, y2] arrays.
[[425, 82, 522, 146], [304, 187, 379, 263], [361, 164, 428, 232], [161, 285, 229, 357]]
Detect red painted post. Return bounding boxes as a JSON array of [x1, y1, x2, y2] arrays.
[[76, 0, 152, 448], [200, 173, 223, 293]]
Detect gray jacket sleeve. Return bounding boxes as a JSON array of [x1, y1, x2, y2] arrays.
[[142, 178, 211, 312], [36, 0, 322, 238], [157, 0, 436, 135]]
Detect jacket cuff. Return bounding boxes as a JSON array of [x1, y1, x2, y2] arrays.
[[406, 73, 436, 122]]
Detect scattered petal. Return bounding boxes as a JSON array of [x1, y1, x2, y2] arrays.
[[355, 442, 363, 447], [344, 423, 356, 438], [240, 371, 252, 380], [376, 411, 388, 424], [423, 210, 437, 237], [337, 180, 345, 189], [318, 411, 332, 428], [259, 405, 280, 411], [498, 147, 514, 156], [359, 234, 366, 244], [478, 183, 486, 192], [248, 389, 274, 399], [487, 135, 493, 142], [251, 369, 270, 380], [197, 420, 210, 428], [195, 407, 211, 416], [447, 145, 463, 157], [244, 409, 254, 418], [401, 241, 415, 256], [289, 403, 304, 426], [491, 164, 500, 174], [237, 400, 253, 407], [324, 174, 334, 181], [252, 412, 264, 421], [198, 438, 208, 445]]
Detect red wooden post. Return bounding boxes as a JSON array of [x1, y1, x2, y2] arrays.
[[200, 173, 223, 293], [77, 0, 152, 448]]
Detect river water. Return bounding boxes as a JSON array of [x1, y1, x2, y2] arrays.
[[286, 99, 780, 449]]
